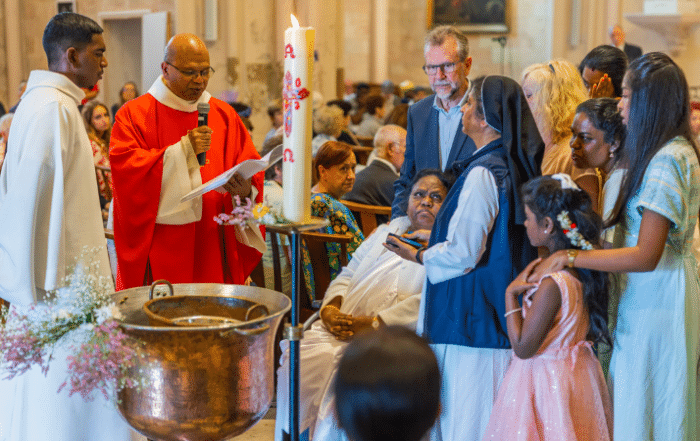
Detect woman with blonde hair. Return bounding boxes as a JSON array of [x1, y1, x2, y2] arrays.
[[522, 59, 600, 206]]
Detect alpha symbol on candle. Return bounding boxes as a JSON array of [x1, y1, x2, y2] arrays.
[[283, 71, 310, 137], [283, 148, 295, 163], [284, 44, 296, 59]]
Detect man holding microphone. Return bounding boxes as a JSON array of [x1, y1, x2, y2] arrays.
[[110, 33, 264, 289]]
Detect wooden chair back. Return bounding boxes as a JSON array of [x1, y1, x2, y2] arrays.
[[355, 136, 374, 147], [341, 200, 392, 236], [261, 224, 293, 293], [300, 231, 353, 309], [95, 165, 112, 201]]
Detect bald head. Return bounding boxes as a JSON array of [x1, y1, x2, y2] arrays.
[[161, 33, 212, 101], [374, 124, 407, 170]]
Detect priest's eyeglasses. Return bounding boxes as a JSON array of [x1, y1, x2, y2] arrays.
[[165, 62, 215, 79], [422, 62, 459, 76]]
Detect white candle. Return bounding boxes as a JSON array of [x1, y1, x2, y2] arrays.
[[282, 14, 315, 223]]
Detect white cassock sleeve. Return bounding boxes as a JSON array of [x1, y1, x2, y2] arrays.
[[422, 166, 499, 285]]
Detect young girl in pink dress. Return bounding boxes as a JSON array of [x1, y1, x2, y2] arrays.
[[482, 174, 613, 441]]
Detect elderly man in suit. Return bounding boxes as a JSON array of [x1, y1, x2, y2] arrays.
[[392, 25, 476, 218], [610, 24, 643, 62], [344, 124, 406, 210]]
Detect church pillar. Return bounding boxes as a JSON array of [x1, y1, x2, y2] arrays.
[[4, 0, 21, 108]]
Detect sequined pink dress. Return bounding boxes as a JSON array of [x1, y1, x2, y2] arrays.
[[481, 271, 613, 441]]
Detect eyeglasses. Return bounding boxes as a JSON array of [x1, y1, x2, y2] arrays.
[[165, 61, 215, 79], [422, 62, 460, 76]]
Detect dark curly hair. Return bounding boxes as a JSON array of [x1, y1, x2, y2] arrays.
[[521, 175, 611, 346]]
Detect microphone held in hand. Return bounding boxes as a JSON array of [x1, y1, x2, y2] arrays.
[[197, 102, 210, 166]]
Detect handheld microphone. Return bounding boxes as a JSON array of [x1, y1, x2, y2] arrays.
[[196, 102, 210, 166]]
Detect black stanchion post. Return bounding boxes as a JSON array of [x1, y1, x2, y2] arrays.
[[288, 231, 301, 441]]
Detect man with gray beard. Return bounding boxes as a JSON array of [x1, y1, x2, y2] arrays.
[[392, 25, 476, 218]]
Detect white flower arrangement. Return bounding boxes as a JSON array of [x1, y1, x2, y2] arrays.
[[0, 247, 146, 401], [556, 210, 594, 250]]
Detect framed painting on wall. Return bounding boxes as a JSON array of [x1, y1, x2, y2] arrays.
[[56, 1, 76, 13], [427, 0, 508, 33]]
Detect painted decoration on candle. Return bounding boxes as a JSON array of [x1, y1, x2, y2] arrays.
[[284, 44, 296, 58], [283, 70, 310, 137], [283, 148, 295, 163]]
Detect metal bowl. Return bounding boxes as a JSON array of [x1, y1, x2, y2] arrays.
[[112, 282, 291, 441]]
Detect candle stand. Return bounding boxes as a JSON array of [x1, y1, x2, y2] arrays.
[[267, 217, 329, 441]]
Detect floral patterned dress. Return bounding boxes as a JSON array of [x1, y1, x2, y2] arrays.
[[90, 138, 111, 201], [301, 193, 364, 301]]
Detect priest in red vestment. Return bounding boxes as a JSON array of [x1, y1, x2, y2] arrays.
[[110, 33, 264, 290]]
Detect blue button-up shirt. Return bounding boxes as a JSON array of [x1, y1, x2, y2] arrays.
[[432, 91, 468, 170]]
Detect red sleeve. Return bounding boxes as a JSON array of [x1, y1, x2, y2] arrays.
[[109, 95, 166, 290]]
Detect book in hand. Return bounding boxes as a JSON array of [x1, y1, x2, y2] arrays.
[[181, 145, 283, 203]]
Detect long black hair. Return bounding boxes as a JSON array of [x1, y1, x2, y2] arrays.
[[521, 176, 611, 346], [608, 52, 700, 228]]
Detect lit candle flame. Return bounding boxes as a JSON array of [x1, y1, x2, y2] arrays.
[[291, 14, 299, 28]]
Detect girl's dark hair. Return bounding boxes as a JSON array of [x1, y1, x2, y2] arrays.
[[334, 325, 440, 441], [578, 45, 628, 97], [521, 176, 611, 346], [608, 52, 700, 228]]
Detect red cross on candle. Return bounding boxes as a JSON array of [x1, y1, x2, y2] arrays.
[[283, 70, 310, 137]]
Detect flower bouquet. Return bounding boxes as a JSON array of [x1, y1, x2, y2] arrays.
[[213, 195, 294, 226], [0, 250, 146, 401]]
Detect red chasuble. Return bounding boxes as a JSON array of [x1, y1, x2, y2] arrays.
[[110, 94, 263, 290]]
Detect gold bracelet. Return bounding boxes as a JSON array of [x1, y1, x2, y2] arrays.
[[567, 249, 578, 268]]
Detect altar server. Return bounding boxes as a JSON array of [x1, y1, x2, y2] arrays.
[[0, 12, 137, 441]]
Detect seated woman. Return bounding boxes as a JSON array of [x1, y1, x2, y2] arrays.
[[522, 60, 600, 207], [81, 100, 112, 213], [276, 169, 452, 441], [303, 141, 365, 298]]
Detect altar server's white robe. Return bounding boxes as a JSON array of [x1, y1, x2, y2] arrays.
[[0, 70, 112, 304], [0, 70, 139, 441], [275, 216, 425, 441]]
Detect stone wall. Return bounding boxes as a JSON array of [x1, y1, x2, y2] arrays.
[[0, 0, 7, 109]]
